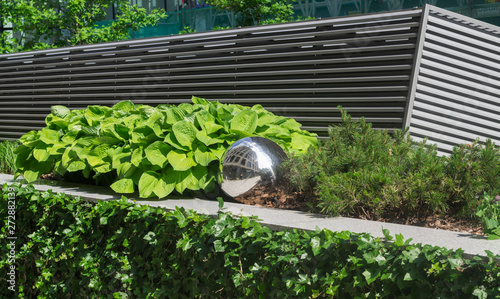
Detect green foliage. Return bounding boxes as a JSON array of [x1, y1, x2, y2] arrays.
[[1, 0, 167, 53], [476, 194, 500, 240], [0, 140, 19, 174], [285, 107, 500, 221], [15, 97, 317, 198], [1, 183, 499, 298], [205, 0, 295, 26], [178, 26, 196, 34]]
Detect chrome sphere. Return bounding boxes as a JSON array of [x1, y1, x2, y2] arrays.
[[221, 137, 287, 200]]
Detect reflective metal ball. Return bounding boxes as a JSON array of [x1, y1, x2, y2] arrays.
[[221, 137, 287, 200]]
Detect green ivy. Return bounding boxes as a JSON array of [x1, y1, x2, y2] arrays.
[[14, 97, 317, 198], [1, 183, 499, 298]]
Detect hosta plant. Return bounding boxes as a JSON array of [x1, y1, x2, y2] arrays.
[[14, 97, 317, 198]]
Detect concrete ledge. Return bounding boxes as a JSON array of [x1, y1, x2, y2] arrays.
[[1, 173, 499, 259]]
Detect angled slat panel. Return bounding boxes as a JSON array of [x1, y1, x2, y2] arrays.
[[408, 6, 500, 155], [0, 8, 422, 140]]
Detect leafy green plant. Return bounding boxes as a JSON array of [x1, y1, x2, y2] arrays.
[[0, 140, 19, 174], [476, 194, 500, 240], [14, 97, 317, 198], [1, 183, 499, 298], [178, 26, 196, 34], [1, 0, 167, 53], [205, 0, 294, 27], [284, 107, 500, 221]]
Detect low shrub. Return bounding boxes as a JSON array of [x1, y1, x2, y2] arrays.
[[14, 97, 317, 198], [1, 183, 499, 298], [0, 140, 18, 174], [284, 108, 500, 221], [476, 194, 500, 240]]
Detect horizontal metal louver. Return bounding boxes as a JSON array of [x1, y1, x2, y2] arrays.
[[1, 4, 498, 156], [0, 9, 422, 140], [407, 6, 500, 154]]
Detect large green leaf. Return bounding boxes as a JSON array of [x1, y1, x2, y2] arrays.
[[165, 107, 187, 125], [40, 128, 61, 144], [46, 115, 69, 130], [257, 125, 290, 138], [94, 163, 112, 174], [190, 165, 209, 190], [85, 105, 110, 126], [210, 143, 227, 160], [24, 160, 53, 182], [167, 150, 196, 171], [132, 126, 157, 145], [101, 123, 129, 141], [290, 132, 318, 153], [194, 145, 217, 166], [86, 144, 111, 167], [110, 178, 135, 194], [173, 170, 191, 194], [172, 121, 197, 149], [112, 100, 135, 113], [145, 141, 171, 168], [51, 105, 71, 118], [138, 171, 166, 198], [62, 131, 79, 144], [33, 143, 51, 162], [191, 96, 210, 105], [67, 161, 87, 172], [257, 113, 276, 127], [230, 110, 258, 134], [131, 147, 143, 167], [164, 133, 190, 151], [153, 169, 177, 198], [116, 162, 136, 178], [196, 130, 224, 147], [49, 143, 66, 156]]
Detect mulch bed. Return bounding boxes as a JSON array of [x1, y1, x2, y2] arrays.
[[230, 182, 486, 236]]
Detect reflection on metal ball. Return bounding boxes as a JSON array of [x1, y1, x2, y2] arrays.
[[221, 137, 287, 200]]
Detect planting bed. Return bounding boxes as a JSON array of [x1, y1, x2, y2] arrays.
[[38, 172, 485, 236]]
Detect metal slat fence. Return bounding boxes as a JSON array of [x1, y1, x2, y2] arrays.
[[0, 5, 499, 156], [0, 8, 422, 140]]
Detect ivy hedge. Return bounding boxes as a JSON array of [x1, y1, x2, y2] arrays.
[[1, 183, 499, 298]]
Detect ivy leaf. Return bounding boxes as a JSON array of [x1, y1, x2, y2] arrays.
[[395, 233, 405, 246], [310, 236, 321, 256]]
